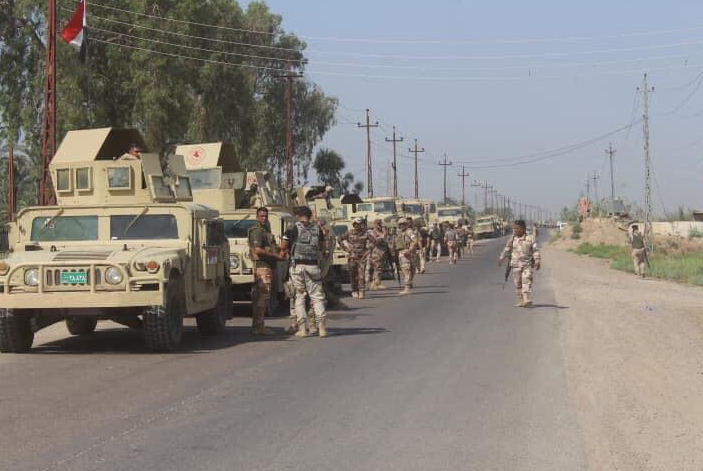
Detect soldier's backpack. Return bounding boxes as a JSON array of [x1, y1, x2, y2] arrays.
[[291, 221, 321, 263]]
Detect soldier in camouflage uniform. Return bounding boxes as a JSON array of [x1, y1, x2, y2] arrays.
[[367, 219, 389, 290], [444, 222, 459, 264], [395, 217, 419, 295], [466, 224, 475, 254], [498, 219, 541, 307], [338, 217, 370, 299]]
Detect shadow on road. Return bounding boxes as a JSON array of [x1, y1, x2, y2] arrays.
[[327, 327, 388, 337], [528, 304, 569, 310]]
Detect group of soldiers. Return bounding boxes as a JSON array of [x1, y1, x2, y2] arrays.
[[338, 217, 475, 299]]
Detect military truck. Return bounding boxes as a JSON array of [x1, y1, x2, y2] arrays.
[[396, 198, 427, 227], [0, 128, 232, 353], [474, 215, 500, 239], [176, 143, 293, 313], [352, 196, 398, 226], [436, 205, 466, 226]]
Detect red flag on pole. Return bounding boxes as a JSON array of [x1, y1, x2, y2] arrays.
[[61, 0, 87, 62]]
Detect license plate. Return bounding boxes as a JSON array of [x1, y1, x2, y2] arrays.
[[61, 271, 87, 285]]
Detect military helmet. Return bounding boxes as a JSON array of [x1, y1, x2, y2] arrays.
[[353, 217, 364, 225], [374, 218, 383, 226]]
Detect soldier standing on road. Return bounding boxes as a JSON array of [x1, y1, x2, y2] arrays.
[[466, 224, 475, 254], [395, 218, 419, 295], [429, 222, 442, 262], [444, 223, 459, 264], [338, 217, 370, 299], [498, 219, 541, 308], [248, 207, 287, 335], [281, 206, 329, 338], [367, 219, 389, 290], [456, 222, 467, 259], [418, 226, 429, 274], [629, 224, 647, 278]]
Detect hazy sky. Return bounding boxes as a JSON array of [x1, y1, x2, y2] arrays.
[[263, 0, 703, 216]]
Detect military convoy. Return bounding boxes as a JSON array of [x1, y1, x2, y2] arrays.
[[0, 129, 232, 352]]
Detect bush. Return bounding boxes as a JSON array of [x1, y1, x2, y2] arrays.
[[689, 227, 703, 238], [570, 221, 583, 239]]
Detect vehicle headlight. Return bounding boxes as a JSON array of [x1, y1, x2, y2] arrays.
[[230, 254, 240, 270], [0, 261, 10, 275], [24, 268, 39, 286], [105, 267, 124, 285]]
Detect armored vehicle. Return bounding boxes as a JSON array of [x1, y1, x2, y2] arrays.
[[396, 198, 427, 227], [352, 197, 398, 226], [436, 205, 466, 226], [474, 215, 500, 239], [0, 129, 232, 352]]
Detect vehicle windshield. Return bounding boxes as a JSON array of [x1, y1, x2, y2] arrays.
[[438, 209, 462, 217], [224, 219, 259, 239], [333, 225, 349, 237], [31, 216, 99, 242], [187, 168, 221, 190], [403, 204, 424, 214], [477, 217, 493, 223], [374, 201, 394, 213], [110, 215, 179, 240]]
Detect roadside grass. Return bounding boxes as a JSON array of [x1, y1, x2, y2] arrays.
[[573, 242, 703, 286], [550, 232, 561, 244]]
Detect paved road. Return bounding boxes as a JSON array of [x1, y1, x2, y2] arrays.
[[0, 236, 586, 471]]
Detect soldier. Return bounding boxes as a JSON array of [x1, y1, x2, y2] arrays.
[[116, 143, 142, 161], [367, 219, 389, 290], [456, 222, 467, 259], [281, 206, 330, 338], [395, 217, 419, 295], [429, 222, 442, 262], [498, 219, 541, 307], [629, 224, 647, 278], [466, 224, 475, 254], [338, 217, 370, 299], [444, 222, 459, 264], [248, 207, 287, 335], [417, 225, 429, 274]]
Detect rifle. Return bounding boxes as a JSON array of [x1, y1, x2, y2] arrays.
[[502, 236, 515, 289], [644, 248, 651, 269], [383, 244, 401, 288]]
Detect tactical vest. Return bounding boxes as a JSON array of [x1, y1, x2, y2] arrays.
[[292, 221, 320, 262], [396, 230, 410, 250]]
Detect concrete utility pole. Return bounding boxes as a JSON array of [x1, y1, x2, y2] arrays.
[[458, 167, 470, 209], [40, 0, 58, 206], [438, 154, 453, 204], [358, 109, 379, 198], [592, 171, 600, 202], [274, 63, 303, 187], [585, 176, 591, 203], [385, 127, 403, 199], [408, 139, 425, 198], [606, 143, 617, 202], [638, 74, 655, 250]]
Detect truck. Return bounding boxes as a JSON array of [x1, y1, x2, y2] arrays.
[[396, 198, 427, 227], [474, 215, 500, 239], [0, 128, 232, 352], [436, 205, 466, 226]]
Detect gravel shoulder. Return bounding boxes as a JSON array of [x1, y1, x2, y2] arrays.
[[546, 245, 703, 471]]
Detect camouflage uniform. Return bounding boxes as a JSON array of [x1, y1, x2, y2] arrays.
[[395, 221, 418, 294], [466, 226, 475, 254], [630, 230, 647, 277], [444, 226, 458, 264], [367, 223, 388, 289], [501, 234, 541, 305], [418, 227, 429, 274], [248, 223, 277, 334], [338, 225, 370, 297]]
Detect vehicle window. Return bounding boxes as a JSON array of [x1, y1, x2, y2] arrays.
[[110, 215, 179, 240], [333, 225, 348, 237], [404, 204, 424, 214], [374, 201, 394, 213], [31, 216, 99, 241], [224, 219, 259, 239], [438, 209, 462, 217], [188, 169, 221, 190], [357, 203, 373, 212]]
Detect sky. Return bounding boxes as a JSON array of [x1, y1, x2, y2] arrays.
[[261, 0, 703, 217]]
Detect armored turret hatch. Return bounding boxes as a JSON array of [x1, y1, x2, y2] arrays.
[[50, 128, 192, 206]]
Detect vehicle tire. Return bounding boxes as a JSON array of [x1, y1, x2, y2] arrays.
[[143, 276, 185, 352], [0, 309, 34, 353], [65, 317, 97, 336], [196, 281, 229, 336]]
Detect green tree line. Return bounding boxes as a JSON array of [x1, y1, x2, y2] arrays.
[[0, 0, 338, 214]]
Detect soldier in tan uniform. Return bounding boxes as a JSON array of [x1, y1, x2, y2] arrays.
[[628, 224, 647, 278], [498, 219, 541, 307], [115, 143, 142, 161], [367, 219, 389, 290], [444, 222, 459, 264], [395, 218, 419, 295], [338, 218, 370, 299]]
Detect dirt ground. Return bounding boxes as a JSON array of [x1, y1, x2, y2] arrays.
[[546, 245, 703, 470]]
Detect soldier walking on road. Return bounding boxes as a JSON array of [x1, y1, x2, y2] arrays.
[[498, 220, 541, 308], [466, 224, 475, 254], [418, 226, 429, 274], [429, 222, 442, 262], [248, 207, 287, 335], [628, 224, 647, 278], [281, 206, 330, 338], [395, 218, 419, 295], [367, 219, 389, 290], [444, 223, 459, 264], [338, 217, 370, 299]]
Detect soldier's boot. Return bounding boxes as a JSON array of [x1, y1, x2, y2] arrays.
[[285, 316, 298, 334], [515, 295, 525, 307], [351, 291, 359, 299], [308, 314, 318, 335], [295, 319, 308, 338], [318, 317, 328, 338], [522, 293, 533, 307], [399, 287, 410, 295], [358, 290, 366, 299], [374, 279, 387, 290]]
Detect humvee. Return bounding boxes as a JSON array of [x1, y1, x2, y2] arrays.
[[436, 205, 466, 226], [0, 129, 232, 353], [474, 215, 500, 239], [352, 196, 398, 226], [396, 198, 427, 227]]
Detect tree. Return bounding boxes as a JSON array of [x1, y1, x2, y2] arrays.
[[313, 148, 345, 189], [341, 172, 363, 195]]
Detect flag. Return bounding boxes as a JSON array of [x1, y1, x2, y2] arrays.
[[61, 0, 87, 63]]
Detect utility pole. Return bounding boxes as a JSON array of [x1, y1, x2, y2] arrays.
[[40, 0, 58, 206], [458, 167, 470, 209], [639, 74, 655, 250], [358, 109, 379, 198], [274, 63, 303, 188], [585, 176, 591, 204], [385, 126, 403, 199], [438, 154, 453, 204], [408, 139, 425, 198], [606, 142, 617, 202], [592, 171, 600, 202], [8, 143, 16, 221]]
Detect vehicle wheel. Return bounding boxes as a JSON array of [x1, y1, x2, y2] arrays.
[[0, 309, 34, 353], [143, 276, 185, 352], [196, 281, 229, 336], [65, 317, 97, 336]]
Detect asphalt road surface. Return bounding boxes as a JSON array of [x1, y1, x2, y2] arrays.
[[0, 235, 587, 471]]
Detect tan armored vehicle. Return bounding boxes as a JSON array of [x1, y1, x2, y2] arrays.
[[474, 214, 500, 239], [436, 205, 466, 226], [396, 198, 427, 227], [0, 129, 232, 353], [177, 143, 293, 311]]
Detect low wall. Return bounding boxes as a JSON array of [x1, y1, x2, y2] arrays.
[[652, 221, 703, 237]]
